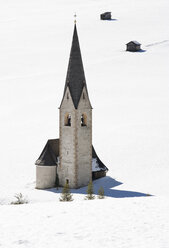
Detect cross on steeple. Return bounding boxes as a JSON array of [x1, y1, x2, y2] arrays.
[[74, 13, 77, 24]]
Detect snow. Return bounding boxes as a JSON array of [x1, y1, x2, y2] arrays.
[[92, 158, 104, 171], [0, 0, 169, 247], [92, 158, 100, 171]]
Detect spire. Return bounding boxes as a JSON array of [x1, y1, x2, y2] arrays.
[[63, 24, 87, 109]]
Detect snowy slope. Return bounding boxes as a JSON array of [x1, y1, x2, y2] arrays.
[[0, 0, 169, 247]]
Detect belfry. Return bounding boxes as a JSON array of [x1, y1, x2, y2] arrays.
[[35, 24, 108, 189], [58, 24, 92, 188]]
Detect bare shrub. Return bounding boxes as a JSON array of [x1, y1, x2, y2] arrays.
[[11, 193, 28, 205]]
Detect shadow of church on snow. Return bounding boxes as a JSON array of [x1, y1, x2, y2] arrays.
[[45, 176, 150, 198]]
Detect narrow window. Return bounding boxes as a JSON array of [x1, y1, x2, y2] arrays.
[[81, 113, 87, 126], [66, 179, 69, 185], [67, 93, 69, 99], [65, 113, 71, 126], [83, 92, 85, 99]]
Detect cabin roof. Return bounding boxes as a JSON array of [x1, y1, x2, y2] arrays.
[[101, 12, 111, 15], [126, 41, 141, 45], [35, 139, 108, 172]]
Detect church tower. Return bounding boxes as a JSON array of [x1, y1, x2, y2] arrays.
[[35, 23, 108, 190], [58, 24, 92, 188]]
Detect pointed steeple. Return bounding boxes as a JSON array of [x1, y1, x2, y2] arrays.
[[62, 24, 87, 109]]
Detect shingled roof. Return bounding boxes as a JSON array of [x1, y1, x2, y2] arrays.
[[35, 139, 108, 172], [35, 139, 59, 166], [61, 24, 88, 109], [126, 41, 141, 45]]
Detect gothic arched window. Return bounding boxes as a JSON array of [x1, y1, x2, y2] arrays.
[[81, 113, 87, 126], [65, 113, 71, 126]]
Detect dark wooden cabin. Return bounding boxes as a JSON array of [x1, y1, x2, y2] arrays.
[[126, 41, 141, 52], [100, 12, 111, 20]]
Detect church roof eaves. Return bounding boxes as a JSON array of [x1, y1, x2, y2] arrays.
[[35, 139, 108, 172], [35, 139, 59, 166]]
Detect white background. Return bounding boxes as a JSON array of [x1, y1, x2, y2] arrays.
[[0, 0, 169, 247]]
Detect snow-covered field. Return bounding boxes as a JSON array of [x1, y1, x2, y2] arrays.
[[0, 0, 169, 247]]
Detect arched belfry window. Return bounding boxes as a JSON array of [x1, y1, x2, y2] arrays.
[[65, 113, 71, 126], [81, 113, 87, 127]]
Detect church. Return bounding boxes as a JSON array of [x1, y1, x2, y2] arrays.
[[35, 23, 108, 189]]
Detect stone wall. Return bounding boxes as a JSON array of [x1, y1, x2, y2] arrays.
[[59, 86, 92, 188], [58, 87, 77, 188], [76, 87, 92, 187]]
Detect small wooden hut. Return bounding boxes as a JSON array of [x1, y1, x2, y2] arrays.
[[126, 41, 141, 52], [100, 12, 111, 20]]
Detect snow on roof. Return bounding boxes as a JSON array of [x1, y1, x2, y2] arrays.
[[92, 158, 105, 172], [126, 41, 141, 45]]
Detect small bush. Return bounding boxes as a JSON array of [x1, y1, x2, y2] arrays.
[[98, 186, 105, 199], [11, 193, 28, 205], [85, 180, 95, 200], [59, 182, 73, 202]]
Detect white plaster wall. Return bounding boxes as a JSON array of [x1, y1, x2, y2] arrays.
[[36, 165, 56, 189]]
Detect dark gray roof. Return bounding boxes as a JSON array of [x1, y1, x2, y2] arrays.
[[92, 146, 108, 171], [35, 139, 59, 166], [35, 139, 108, 172], [102, 12, 111, 14], [126, 41, 141, 45], [61, 24, 88, 109]]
